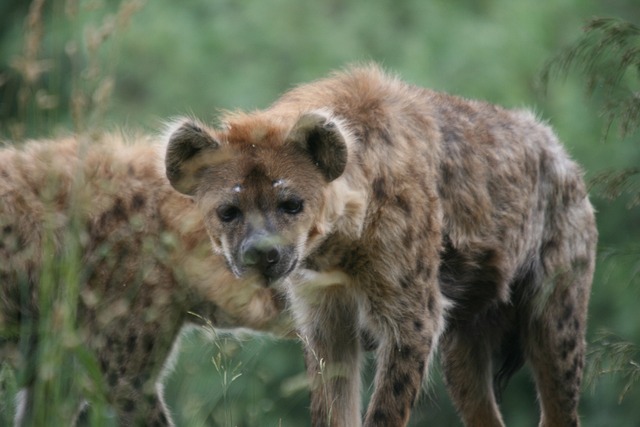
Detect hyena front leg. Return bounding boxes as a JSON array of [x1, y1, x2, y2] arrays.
[[293, 284, 362, 427], [363, 278, 443, 427], [440, 327, 506, 427]]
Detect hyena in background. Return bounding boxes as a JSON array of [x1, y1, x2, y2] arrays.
[[0, 134, 291, 426], [165, 64, 597, 427]]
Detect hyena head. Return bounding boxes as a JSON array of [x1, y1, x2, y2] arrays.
[[165, 111, 349, 283]]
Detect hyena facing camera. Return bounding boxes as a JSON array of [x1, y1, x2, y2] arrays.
[[165, 64, 597, 427]]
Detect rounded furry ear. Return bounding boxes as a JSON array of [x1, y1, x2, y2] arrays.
[[165, 119, 219, 195], [288, 112, 348, 182]]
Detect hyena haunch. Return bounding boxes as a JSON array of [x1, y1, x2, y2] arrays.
[[0, 134, 291, 426], [165, 64, 597, 427]]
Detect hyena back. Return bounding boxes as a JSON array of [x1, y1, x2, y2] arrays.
[[165, 65, 597, 427]]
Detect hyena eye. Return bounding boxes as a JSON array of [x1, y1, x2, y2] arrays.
[[279, 198, 304, 215], [217, 205, 242, 222]]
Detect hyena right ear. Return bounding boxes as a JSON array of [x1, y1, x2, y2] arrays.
[[165, 119, 220, 196], [288, 112, 349, 182]]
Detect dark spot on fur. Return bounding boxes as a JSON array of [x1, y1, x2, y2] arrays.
[[564, 369, 575, 381], [127, 334, 138, 353], [108, 371, 118, 387], [132, 375, 143, 389], [400, 275, 411, 289], [564, 337, 577, 354], [116, 351, 126, 367], [439, 162, 454, 184], [442, 124, 461, 143], [393, 373, 411, 397], [2, 225, 12, 234], [131, 193, 146, 210], [143, 333, 154, 353], [97, 198, 128, 230], [112, 198, 127, 221], [123, 398, 135, 413], [395, 195, 412, 216], [398, 345, 413, 359], [561, 303, 574, 323], [379, 128, 394, 146], [571, 354, 581, 372], [413, 319, 423, 331], [372, 409, 388, 423], [372, 177, 386, 201]]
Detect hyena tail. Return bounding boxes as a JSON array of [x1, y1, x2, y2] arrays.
[[493, 326, 525, 402], [491, 266, 537, 402]]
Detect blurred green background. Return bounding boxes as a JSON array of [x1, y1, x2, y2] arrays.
[[1, 0, 639, 425]]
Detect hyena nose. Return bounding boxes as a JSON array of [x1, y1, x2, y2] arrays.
[[241, 242, 281, 275]]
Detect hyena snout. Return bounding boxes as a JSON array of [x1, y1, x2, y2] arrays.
[[239, 232, 296, 281]]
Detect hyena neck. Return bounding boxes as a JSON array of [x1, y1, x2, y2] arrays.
[[308, 177, 367, 252]]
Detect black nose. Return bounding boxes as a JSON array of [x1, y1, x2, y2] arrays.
[[242, 243, 281, 275]]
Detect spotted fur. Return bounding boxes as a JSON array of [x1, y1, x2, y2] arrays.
[[0, 133, 292, 425], [165, 65, 597, 427]]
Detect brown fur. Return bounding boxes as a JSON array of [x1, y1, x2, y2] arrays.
[[0, 133, 292, 426], [165, 65, 597, 427]]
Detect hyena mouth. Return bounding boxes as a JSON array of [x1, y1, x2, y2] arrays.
[[263, 257, 298, 286]]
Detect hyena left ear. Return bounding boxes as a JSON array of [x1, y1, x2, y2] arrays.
[[165, 119, 220, 196], [288, 112, 348, 182]]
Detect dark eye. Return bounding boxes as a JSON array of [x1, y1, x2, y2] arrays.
[[217, 205, 241, 222], [279, 198, 303, 215]]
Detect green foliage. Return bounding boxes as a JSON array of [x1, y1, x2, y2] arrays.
[[2, 1, 640, 426], [163, 326, 310, 427], [0, 362, 19, 425], [587, 331, 640, 404], [541, 18, 640, 140]]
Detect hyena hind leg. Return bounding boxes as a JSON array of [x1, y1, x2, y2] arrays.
[[525, 266, 592, 427]]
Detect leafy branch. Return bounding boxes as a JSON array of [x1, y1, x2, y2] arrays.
[[540, 18, 640, 140], [587, 331, 640, 403]]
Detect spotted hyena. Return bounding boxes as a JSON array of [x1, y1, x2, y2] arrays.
[[0, 133, 293, 426], [164, 64, 597, 427]]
